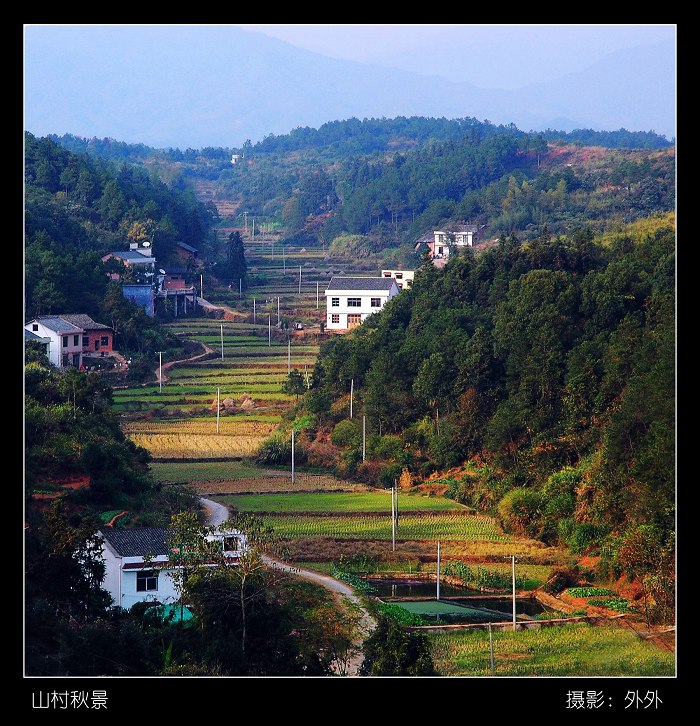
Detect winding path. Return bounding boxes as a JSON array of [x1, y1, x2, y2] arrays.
[[155, 340, 213, 386], [200, 496, 376, 676]]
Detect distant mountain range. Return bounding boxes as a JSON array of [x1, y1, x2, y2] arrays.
[[24, 25, 675, 149]]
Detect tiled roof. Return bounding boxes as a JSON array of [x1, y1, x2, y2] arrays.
[[58, 314, 111, 331], [161, 266, 188, 275], [100, 527, 171, 557], [24, 329, 47, 340], [326, 276, 396, 292], [105, 250, 155, 263], [29, 316, 83, 333]]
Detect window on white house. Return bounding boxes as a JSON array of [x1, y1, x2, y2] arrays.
[[136, 570, 158, 592], [62, 336, 68, 347], [371, 298, 381, 307], [32, 324, 38, 331], [331, 297, 339, 307], [73, 335, 79, 346], [395, 273, 403, 279], [347, 298, 361, 307], [331, 314, 340, 324]]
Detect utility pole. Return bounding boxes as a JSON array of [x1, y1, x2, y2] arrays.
[[287, 339, 291, 374], [283, 245, 285, 274], [291, 429, 295, 484], [200, 274, 204, 300], [220, 324, 224, 361], [277, 297, 280, 325], [243, 211, 248, 235], [253, 297, 256, 324], [268, 315, 271, 347], [512, 555, 517, 631], [216, 386, 220, 433], [350, 378, 354, 418], [158, 351, 163, 393], [252, 217, 255, 240], [298, 266, 302, 296], [437, 540, 441, 601], [391, 484, 396, 552], [488, 623, 495, 675], [304, 365, 310, 389], [316, 280, 319, 309], [239, 278, 242, 299]]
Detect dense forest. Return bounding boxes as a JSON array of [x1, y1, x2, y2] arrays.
[[288, 214, 675, 622], [49, 117, 675, 260]]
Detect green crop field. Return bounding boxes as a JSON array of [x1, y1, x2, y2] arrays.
[[214, 491, 467, 513], [429, 623, 675, 676], [252, 512, 508, 541]]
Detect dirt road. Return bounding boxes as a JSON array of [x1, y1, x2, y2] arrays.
[[199, 496, 376, 675]]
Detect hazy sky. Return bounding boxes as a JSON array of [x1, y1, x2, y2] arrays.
[[238, 24, 676, 89]]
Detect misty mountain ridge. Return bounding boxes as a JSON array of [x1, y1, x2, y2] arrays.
[[24, 26, 675, 148]]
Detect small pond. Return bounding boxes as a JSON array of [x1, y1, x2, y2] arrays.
[[366, 577, 480, 598]]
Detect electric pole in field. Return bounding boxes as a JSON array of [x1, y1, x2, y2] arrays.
[[268, 315, 271, 347], [299, 266, 302, 295], [253, 297, 256, 324], [512, 555, 517, 631], [220, 324, 224, 360], [158, 351, 163, 393], [350, 378, 354, 419], [216, 386, 220, 433], [436, 540, 441, 601]]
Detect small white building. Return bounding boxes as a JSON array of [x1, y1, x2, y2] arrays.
[[381, 269, 415, 290], [434, 225, 478, 249], [24, 316, 84, 369], [325, 276, 399, 331], [98, 526, 247, 610]]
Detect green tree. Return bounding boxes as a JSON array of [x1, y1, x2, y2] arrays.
[[359, 616, 435, 675]]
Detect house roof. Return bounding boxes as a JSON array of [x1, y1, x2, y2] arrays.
[[57, 314, 112, 331], [176, 242, 198, 253], [160, 266, 188, 275], [24, 329, 49, 341], [100, 527, 171, 557], [104, 250, 155, 263], [28, 316, 83, 333], [326, 276, 397, 292]]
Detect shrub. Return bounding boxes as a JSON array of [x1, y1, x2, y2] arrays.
[[497, 487, 545, 538], [330, 419, 361, 448]]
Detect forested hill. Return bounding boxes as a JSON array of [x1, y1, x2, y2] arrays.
[[302, 214, 675, 619], [46, 119, 675, 259], [24, 132, 218, 320]]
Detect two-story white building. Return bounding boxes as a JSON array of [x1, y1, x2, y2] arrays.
[[325, 276, 399, 331], [98, 526, 247, 610], [24, 316, 85, 369], [381, 269, 415, 290]]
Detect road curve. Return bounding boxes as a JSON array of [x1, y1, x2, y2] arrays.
[[199, 496, 376, 675]]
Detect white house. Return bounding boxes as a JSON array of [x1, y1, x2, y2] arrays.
[[24, 316, 84, 369], [325, 276, 399, 331], [434, 225, 478, 249], [98, 526, 247, 610], [381, 269, 415, 290]]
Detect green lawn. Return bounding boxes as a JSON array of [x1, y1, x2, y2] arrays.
[[429, 623, 675, 676], [215, 491, 467, 513]]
